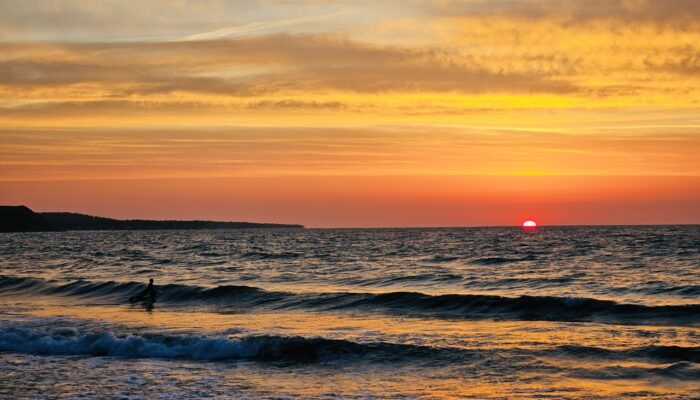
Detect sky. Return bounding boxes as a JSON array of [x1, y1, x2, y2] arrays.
[[0, 0, 698, 227]]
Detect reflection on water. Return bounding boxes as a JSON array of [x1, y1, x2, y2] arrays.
[[0, 227, 698, 398]]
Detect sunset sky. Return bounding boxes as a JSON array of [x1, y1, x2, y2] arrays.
[[1, 0, 698, 227]]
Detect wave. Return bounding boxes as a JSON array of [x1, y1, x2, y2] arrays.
[[1, 276, 698, 326], [333, 292, 699, 326], [549, 345, 700, 364], [356, 273, 463, 287], [2, 325, 699, 367], [421, 255, 461, 263], [0, 276, 143, 300], [651, 285, 700, 297], [571, 362, 700, 381], [0, 327, 377, 362], [420, 255, 533, 265], [468, 256, 535, 265], [240, 251, 303, 260]]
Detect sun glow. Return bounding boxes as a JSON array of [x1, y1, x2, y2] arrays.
[[522, 220, 537, 228]]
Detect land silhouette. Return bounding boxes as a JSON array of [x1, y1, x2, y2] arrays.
[[0, 205, 303, 232]]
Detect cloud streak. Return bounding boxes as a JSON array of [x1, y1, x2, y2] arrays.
[[172, 10, 352, 41], [0, 34, 578, 99], [2, 126, 698, 182], [424, 0, 700, 23]]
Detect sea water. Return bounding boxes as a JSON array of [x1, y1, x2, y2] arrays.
[[0, 226, 698, 398]]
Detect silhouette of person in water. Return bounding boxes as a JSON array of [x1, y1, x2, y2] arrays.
[[143, 278, 156, 294], [130, 278, 157, 306], [145, 278, 155, 296]]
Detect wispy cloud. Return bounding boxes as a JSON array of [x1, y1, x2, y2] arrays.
[[2, 126, 698, 182], [171, 10, 353, 42], [0, 35, 576, 95], [0, 2, 697, 133]]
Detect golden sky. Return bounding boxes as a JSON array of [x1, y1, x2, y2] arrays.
[[0, 0, 698, 226]]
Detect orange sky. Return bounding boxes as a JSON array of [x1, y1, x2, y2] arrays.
[[0, 0, 698, 226], [2, 176, 697, 227]]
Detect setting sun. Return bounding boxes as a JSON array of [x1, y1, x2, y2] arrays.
[[523, 220, 538, 228]]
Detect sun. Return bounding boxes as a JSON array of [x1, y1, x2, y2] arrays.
[[522, 220, 537, 228]]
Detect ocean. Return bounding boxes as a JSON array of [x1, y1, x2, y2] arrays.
[[0, 226, 698, 399]]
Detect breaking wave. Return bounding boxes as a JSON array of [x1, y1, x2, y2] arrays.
[[1, 326, 698, 366], [0, 327, 378, 362]]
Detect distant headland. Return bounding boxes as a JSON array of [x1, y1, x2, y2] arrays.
[[0, 205, 304, 232]]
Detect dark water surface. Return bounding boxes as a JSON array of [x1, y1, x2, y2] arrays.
[[1, 226, 698, 398]]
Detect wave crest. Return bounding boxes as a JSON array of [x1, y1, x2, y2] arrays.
[[0, 327, 372, 362], [1, 326, 698, 366], [1, 276, 698, 326]]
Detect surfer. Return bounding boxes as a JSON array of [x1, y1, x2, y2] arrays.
[[129, 278, 157, 305]]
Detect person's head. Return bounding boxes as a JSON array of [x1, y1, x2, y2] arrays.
[[149, 278, 154, 284]]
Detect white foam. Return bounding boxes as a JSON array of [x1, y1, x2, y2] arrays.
[[0, 328, 257, 360]]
